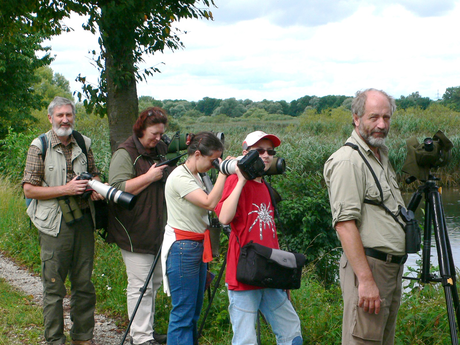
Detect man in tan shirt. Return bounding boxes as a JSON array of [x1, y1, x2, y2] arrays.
[[324, 88, 407, 345]]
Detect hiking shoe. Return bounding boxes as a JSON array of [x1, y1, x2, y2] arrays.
[[71, 340, 96, 345], [153, 332, 167, 344]]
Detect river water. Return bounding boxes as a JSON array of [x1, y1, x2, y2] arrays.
[[403, 187, 460, 280]]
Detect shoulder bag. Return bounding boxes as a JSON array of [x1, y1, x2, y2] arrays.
[[235, 182, 306, 289]]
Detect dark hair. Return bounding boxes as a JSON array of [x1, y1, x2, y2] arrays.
[[133, 107, 168, 138], [187, 131, 224, 157]]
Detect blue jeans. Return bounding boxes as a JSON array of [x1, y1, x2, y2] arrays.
[[228, 288, 303, 345], [166, 240, 207, 345]]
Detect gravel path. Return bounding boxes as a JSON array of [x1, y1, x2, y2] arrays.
[[0, 252, 127, 345]]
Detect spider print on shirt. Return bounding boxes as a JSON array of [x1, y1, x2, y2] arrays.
[[248, 202, 276, 240]]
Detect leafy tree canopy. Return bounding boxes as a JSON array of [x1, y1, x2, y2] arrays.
[[442, 86, 460, 112], [396, 91, 432, 110], [0, 0, 63, 138]]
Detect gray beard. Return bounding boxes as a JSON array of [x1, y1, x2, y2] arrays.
[[359, 127, 387, 149], [53, 126, 73, 137]]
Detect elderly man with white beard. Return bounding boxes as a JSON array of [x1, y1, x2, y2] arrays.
[[23, 96, 104, 345], [323, 89, 407, 345]]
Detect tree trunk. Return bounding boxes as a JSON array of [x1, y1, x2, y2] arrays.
[[100, 3, 139, 154], [105, 53, 138, 153]]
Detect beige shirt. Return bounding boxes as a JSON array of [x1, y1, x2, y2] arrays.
[[323, 130, 406, 255], [164, 164, 209, 233]]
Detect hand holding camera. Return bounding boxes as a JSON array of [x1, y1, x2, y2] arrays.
[[67, 176, 90, 196], [77, 172, 137, 210]]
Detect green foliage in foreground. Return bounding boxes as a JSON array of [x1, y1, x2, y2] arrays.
[[0, 278, 43, 344], [0, 177, 459, 344], [1, 104, 460, 343]]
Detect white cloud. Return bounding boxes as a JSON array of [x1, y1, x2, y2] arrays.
[[47, 1, 460, 102]]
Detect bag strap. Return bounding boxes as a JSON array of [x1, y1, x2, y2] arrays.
[[233, 180, 290, 250], [265, 180, 293, 251], [344, 142, 405, 230], [38, 134, 48, 160], [72, 130, 88, 158]]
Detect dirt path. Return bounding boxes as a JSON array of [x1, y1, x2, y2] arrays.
[[0, 252, 127, 344]]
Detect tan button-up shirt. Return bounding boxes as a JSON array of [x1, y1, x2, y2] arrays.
[[323, 130, 406, 255]]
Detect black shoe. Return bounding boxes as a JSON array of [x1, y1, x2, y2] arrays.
[[153, 332, 167, 344]]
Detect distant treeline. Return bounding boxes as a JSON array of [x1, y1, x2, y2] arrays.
[[139, 86, 460, 119]]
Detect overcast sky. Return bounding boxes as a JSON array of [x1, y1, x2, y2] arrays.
[[47, 0, 460, 102]]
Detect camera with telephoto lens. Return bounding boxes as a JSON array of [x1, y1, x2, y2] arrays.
[[214, 150, 266, 181], [77, 172, 137, 210], [264, 157, 286, 176]]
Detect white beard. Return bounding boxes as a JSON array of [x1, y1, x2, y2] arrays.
[[53, 125, 73, 137]]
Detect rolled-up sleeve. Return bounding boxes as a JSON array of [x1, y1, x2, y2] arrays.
[[22, 146, 44, 186], [324, 158, 364, 228]]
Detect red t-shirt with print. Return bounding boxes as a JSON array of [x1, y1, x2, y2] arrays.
[[215, 175, 279, 291]]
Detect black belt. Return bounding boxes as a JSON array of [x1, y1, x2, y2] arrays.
[[364, 248, 407, 265]]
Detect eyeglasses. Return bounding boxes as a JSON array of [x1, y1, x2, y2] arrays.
[[251, 148, 276, 156]]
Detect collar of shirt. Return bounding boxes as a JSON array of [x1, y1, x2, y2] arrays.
[[350, 129, 389, 162], [50, 130, 78, 148]]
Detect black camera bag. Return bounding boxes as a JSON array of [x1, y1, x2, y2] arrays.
[[236, 241, 306, 289], [235, 182, 306, 289]]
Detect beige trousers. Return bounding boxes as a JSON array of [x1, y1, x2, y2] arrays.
[[340, 254, 404, 345]]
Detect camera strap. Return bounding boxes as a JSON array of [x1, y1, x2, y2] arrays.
[[344, 142, 405, 230]]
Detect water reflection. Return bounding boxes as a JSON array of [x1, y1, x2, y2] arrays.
[[403, 187, 460, 280]]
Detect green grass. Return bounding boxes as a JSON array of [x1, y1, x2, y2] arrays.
[[0, 278, 43, 345], [0, 177, 459, 344], [2, 106, 460, 343]]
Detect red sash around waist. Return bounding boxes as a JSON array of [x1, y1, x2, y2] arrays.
[[173, 228, 213, 263]]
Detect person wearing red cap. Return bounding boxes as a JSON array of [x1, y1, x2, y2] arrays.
[[215, 131, 302, 345]]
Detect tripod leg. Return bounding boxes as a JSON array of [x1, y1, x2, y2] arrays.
[[445, 230, 460, 328], [437, 192, 460, 332], [198, 255, 227, 338], [120, 247, 162, 345], [257, 310, 262, 345], [430, 191, 459, 345]]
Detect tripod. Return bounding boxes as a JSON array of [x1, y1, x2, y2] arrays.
[[197, 227, 265, 345], [120, 247, 162, 345], [404, 175, 460, 344]]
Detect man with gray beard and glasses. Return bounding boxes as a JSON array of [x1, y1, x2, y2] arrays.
[[23, 96, 104, 345], [323, 89, 407, 345]]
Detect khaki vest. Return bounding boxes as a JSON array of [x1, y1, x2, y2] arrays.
[[26, 130, 95, 236]]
